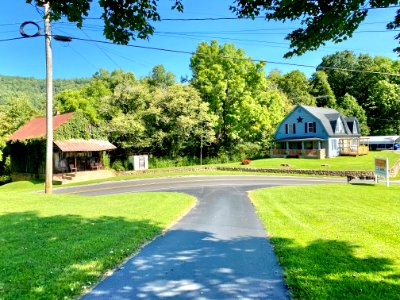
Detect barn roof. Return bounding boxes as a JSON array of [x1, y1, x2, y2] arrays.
[[8, 112, 74, 142]]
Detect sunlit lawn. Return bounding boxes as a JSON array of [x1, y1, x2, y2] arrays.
[[227, 151, 400, 171], [0, 180, 194, 299], [250, 184, 400, 299]]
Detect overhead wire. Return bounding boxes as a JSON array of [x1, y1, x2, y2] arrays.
[[50, 34, 400, 77], [52, 27, 99, 70]]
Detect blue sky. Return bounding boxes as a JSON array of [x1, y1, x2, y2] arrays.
[[1, 1, 399, 80]]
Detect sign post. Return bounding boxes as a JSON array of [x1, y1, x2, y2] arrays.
[[374, 157, 390, 187]]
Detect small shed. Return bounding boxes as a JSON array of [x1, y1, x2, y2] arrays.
[[7, 113, 116, 176]]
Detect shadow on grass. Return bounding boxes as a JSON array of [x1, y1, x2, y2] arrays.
[[349, 183, 376, 187], [0, 211, 163, 299], [271, 237, 400, 299]]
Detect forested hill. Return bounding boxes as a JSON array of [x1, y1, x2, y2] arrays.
[[0, 75, 91, 109]]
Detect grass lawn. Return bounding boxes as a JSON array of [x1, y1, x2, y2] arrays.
[[250, 184, 400, 299], [0, 180, 195, 299], [227, 150, 400, 171]]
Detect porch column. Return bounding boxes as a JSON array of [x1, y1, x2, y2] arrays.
[[285, 141, 289, 155], [317, 141, 321, 150]]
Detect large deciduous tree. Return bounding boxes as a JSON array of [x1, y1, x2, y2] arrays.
[[310, 71, 337, 108], [337, 93, 370, 135], [318, 51, 400, 134], [190, 41, 288, 150], [275, 70, 315, 106], [369, 80, 400, 134]]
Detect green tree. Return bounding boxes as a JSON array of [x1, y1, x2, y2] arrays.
[[0, 94, 39, 162], [310, 71, 337, 108], [276, 70, 315, 106], [55, 75, 111, 122], [0, 94, 39, 138], [145, 84, 216, 157], [318, 51, 400, 133], [337, 93, 369, 135], [147, 65, 176, 87], [369, 80, 400, 134], [191, 40, 283, 150]]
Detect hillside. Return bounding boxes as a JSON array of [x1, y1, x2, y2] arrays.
[[0, 75, 91, 109]]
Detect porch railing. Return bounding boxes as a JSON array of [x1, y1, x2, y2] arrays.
[[339, 145, 369, 156], [272, 149, 326, 159]]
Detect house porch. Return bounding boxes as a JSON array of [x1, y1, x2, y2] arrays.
[[271, 139, 326, 159], [339, 138, 369, 156]]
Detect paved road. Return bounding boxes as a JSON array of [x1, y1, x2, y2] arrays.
[[56, 175, 344, 299]]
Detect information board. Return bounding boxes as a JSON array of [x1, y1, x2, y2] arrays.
[[374, 157, 389, 187]]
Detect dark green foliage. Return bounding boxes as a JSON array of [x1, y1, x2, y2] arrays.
[[337, 93, 370, 135], [274, 70, 315, 106], [310, 71, 337, 108], [232, 0, 400, 57], [318, 51, 400, 134], [111, 159, 125, 172], [7, 140, 46, 175], [147, 65, 176, 87], [27, 0, 184, 44], [54, 111, 104, 140]]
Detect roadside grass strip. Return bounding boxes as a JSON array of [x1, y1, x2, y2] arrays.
[[228, 151, 400, 171], [250, 184, 400, 299], [0, 181, 195, 299]]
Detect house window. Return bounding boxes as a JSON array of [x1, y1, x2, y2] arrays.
[[305, 122, 316, 133], [285, 123, 296, 134], [336, 119, 345, 134], [353, 121, 358, 134]]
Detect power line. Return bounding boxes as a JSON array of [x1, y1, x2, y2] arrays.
[[3, 33, 398, 77], [0, 36, 35, 42], [55, 35, 400, 77]]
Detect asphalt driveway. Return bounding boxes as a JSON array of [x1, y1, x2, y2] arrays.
[[55, 176, 343, 299]]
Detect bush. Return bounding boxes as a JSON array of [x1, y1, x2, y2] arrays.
[[111, 159, 125, 172], [241, 159, 251, 165], [123, 159, 133, 171], [102, 153, 110, 169]]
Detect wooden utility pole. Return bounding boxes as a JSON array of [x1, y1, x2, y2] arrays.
[[44, 2, 53, 194]]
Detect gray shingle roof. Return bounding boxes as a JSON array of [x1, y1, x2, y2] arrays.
[[300, 105, 359, 137]]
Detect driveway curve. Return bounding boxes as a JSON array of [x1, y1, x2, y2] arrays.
[[56, 175, 344, 299]]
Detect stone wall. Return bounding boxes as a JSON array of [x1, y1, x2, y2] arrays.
[[119, 166, 375, 178]]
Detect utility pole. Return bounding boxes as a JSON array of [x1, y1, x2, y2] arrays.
[[44, 2, 53, 194]]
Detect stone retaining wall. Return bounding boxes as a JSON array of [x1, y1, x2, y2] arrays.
[[119, 166, 375, 178]]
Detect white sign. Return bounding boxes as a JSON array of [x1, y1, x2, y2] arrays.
[[374, 157, 389, 187], [129, 155, 149, 171]]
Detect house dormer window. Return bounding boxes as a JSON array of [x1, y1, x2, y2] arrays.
[[285, 123, 296, 134], [353, 121, 358, 134], [305, 122, 316, 133], [335, 118, 345, 134]]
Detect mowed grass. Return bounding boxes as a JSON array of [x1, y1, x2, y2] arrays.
[[0, 181, 195, 299], [227, 150, 400, 171], [250, 184, 400, 299]]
